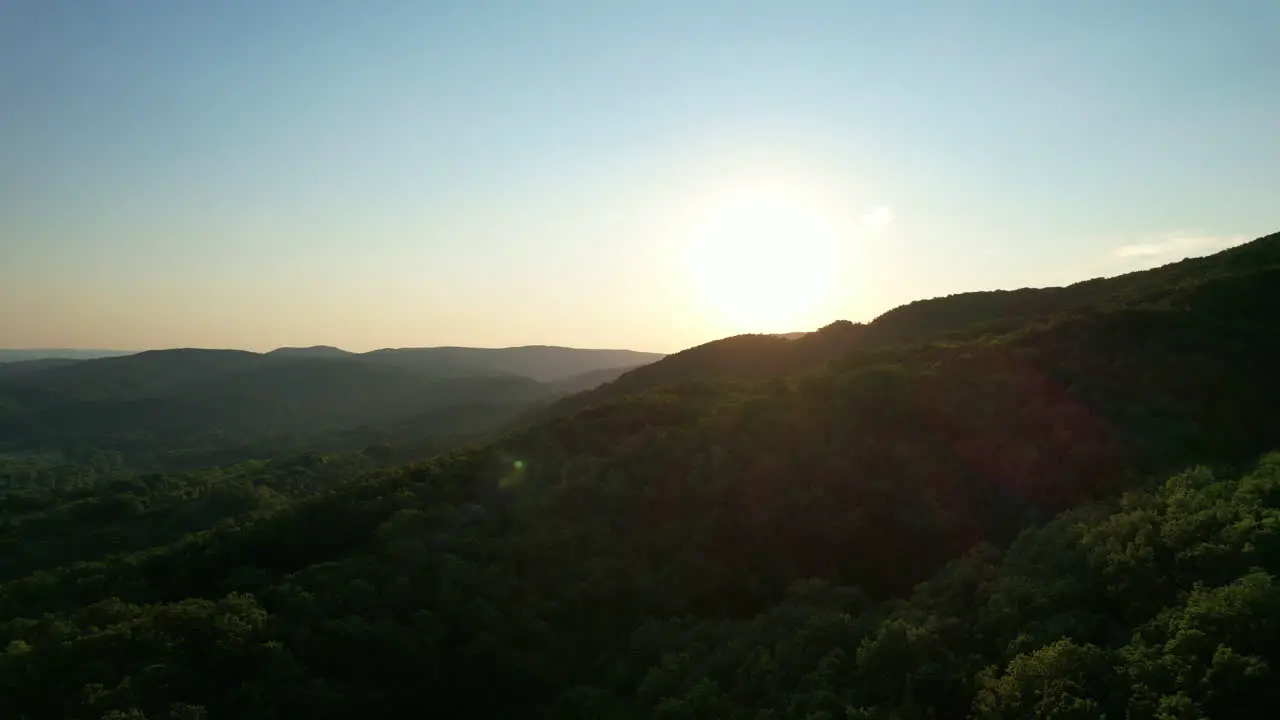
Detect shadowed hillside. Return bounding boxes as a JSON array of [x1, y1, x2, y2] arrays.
[[548, 320, 864, 414], [859, 230, 1280, 347], [554, 232, 1280, 415], [363, 345, 664, 382], [0, 358, 82, 378]]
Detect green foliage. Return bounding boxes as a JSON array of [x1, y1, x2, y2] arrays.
[[0, 452, 376, 583], [611, 453, 1280, 719]]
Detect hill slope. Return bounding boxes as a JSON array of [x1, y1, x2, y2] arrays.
[[0, 349, 134, 363], [0, 358, 82, 378], [560, 232, 1280, 412], [548, 319, 864, 414], [363, 345, 663, 382]]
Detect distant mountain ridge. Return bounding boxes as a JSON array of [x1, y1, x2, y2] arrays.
[[3, 344, 663, 380], [363, 345, 661, 382], [0, 358, 84, 378], [0, 349, 134, 363], [266, 345, 354, 359], [0, 343, 664, 467]]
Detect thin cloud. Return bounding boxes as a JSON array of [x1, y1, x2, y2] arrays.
[[862, 206, 893, 231], [1113, 231, 1248, 267], [1114, 244, 1167, 258]]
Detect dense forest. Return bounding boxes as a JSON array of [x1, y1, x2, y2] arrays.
[[1, 231, 1278, 719]]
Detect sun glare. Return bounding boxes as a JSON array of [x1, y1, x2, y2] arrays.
[[686, 186, 838, 332]]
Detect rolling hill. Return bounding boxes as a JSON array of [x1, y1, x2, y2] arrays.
[[0, 344, 663, 467], [0, 349, 134, 363], [265, 345, 356, 359], [361, 345, 663, 382], [0, 358, 83, 378]]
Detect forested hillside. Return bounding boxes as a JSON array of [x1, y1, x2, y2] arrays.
[[0, 345, 661, 470], [1, 232, 1278, 719], [545, 320, 865, 415], [559, 230, 1280, 413]]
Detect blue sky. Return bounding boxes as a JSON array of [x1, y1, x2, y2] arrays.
[[2, 1, 1277, 352]]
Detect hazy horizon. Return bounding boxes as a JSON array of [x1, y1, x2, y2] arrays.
[[3, 1, 1277, 354], [0, 342, 668, 356], [0, 227, 1265, 357]]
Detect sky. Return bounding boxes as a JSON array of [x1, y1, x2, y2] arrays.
[[2, 1, 1277, 353]]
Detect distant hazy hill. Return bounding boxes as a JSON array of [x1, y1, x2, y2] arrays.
[[363, 345, 663, 382], [546, 363, 654, 395], [0, 358, 83, 378], [1, 344, 663, 381], [0, 349, 134, 363], [266, 345, 355, 359], [0, 343, 661, 467]]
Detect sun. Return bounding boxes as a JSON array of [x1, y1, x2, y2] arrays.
[[685, 186, 838, 332]]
